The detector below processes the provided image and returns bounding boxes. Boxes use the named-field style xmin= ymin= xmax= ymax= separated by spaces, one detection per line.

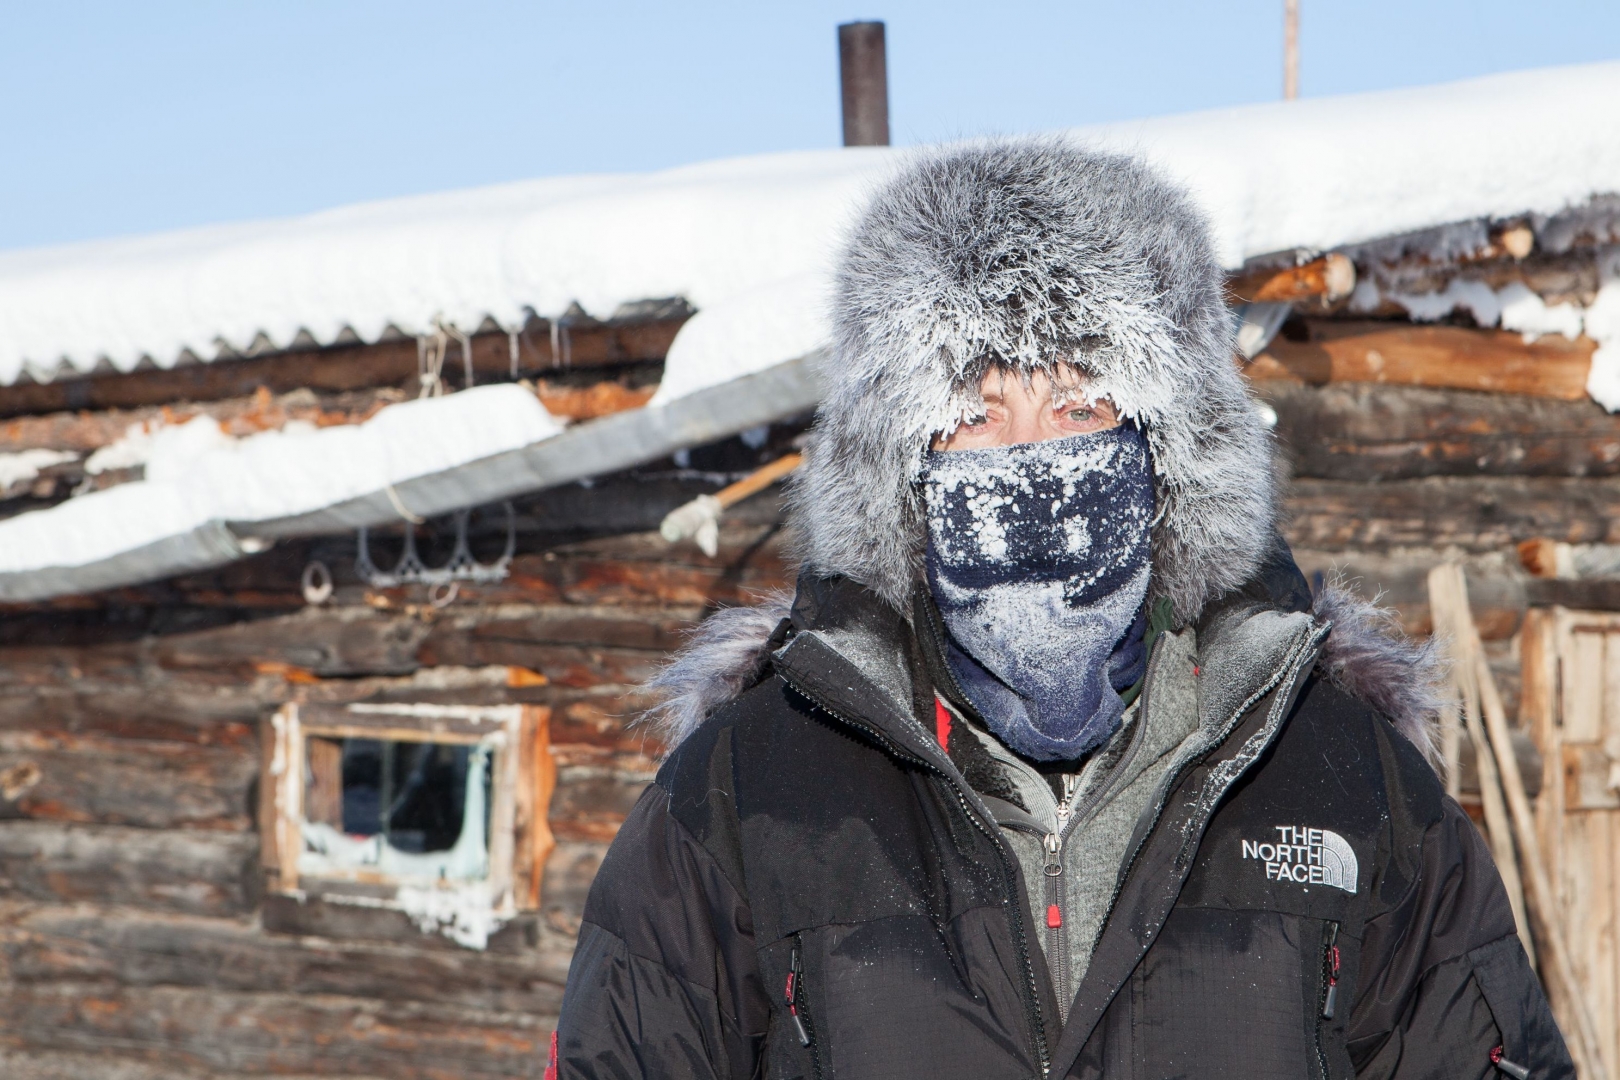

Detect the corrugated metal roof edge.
xmin=0 ymin=354 xmax=823 ymax=603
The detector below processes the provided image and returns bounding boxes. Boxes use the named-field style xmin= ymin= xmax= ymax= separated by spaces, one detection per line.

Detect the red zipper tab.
xmin=1322 ymin=935 xmax=1341 ymax=1019
xmin=1046 ymin=904 xmax=1063 ymax=929
xmin=785 ymin=948 xmax=811 ymax=1047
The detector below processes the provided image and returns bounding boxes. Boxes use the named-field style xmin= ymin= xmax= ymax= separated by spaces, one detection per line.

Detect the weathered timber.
xmin=0 ymin=902 xmax=572 ymax=1011
xmin=0 ymin=982 xmax=553 ymax=1079
xmin=257 ymin=895 xmax=545 ymax=955
xmin=0 ymin=822 xmax=257 ymax=917
xmin=547 ymin=765 xmax=652 ymax=843
xmin=1290 ymin=547 xmax=1528 ymax=640
xmin=1228 ymin=253 xmax=1355 ymax=304
xmin=149 ymin=607 xmax=433 ymax=676
xmin=0 ymin=1049 xmax=222 ymax=1080
xmin=0 ymin=688 xmax=262 ymax=748
xmin=0 ymin=313 xmax=687 ymax=419
xmin=1283 ymin=477 xmax=1620 ymax=553
xmin=0 ymin=735 xmax=255 ymax=831
xmin=0 ymin=387 xmax=404 ymax=455
xmin=1264 ymin=382 xmax=1620 ymax=480
xmin=1248 ymin=321 xmax=1594 ymax=398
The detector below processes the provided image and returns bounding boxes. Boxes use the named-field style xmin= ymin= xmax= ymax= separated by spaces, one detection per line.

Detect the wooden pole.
xmin=1430 ymin=564 xmax=1612 ymax=1080
xmin=839 ymin=21 xmax=890 ymax=147
xmin=1283 ymin=0 xmax=1299 ymax=100
xmin=1428 ymin=565 xmax=1534 ymax=964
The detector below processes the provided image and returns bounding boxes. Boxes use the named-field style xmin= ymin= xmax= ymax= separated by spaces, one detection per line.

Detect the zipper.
xmin=1316 ymin=921 xmax=1340 ymax=1080
xmin=1086 ymin=627 xmax=1326 ymax=1010
xmin=1041 ymin=774 xmax=1080 ymax=1016
xmin=785 ymin=936 xmax=822 ymax=1077
xmin=777 ymin=669 xmax=1052 ymax=1076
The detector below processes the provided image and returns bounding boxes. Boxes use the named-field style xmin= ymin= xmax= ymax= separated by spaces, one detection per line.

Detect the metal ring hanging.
xmin=355 ymin=501 xmax=516 ymax=588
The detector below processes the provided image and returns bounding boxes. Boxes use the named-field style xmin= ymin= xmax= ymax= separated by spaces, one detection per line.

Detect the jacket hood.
xmin=644 ymin=571 xmax=1446 ymax=771
xmin=788 ymin=137 xmax=1273 ymax=622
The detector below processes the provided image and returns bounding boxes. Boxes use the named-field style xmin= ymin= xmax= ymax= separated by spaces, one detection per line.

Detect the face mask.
xmin=922 ymin=424 xmax=1154 ymax=761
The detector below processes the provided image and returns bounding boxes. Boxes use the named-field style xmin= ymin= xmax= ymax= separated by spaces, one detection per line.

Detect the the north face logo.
xmin=1241 ymin=826 xmax=1358 ymax=893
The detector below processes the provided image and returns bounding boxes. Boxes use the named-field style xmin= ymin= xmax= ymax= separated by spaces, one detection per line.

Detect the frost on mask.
xmin=922 ymin=425 xmax=1154 ymax=761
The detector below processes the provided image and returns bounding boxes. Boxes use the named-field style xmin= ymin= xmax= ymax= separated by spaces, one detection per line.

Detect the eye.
xmin=1064 ymin=406 xmax=1096 ymax=423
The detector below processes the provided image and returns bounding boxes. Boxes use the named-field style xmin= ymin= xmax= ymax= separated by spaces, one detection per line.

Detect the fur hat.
xmin=788 ymin=138 xmax=1273 ymax=624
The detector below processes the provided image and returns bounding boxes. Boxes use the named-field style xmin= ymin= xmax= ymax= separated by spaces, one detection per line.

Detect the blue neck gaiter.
xmin=922 ymin=425 xmax=1155 ymax=761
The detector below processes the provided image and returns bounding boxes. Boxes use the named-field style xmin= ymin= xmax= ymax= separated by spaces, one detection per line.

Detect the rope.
xmin=383 ymin=483 xmax=426 ymax=524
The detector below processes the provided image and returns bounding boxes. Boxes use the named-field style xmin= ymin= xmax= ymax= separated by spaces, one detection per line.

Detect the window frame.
xmin=260 ymin=700 xmax=555 ymax=919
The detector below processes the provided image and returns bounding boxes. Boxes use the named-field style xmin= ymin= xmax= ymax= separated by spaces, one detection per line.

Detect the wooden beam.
xmin=1247 ymin=320 xmax=1594 ymax=398
xmin=0 ymin=313 xmax=687 ymax=420
xmin=1228 ymin=253 xmax=1355 ymax=304
xmin=1262 ymin=382 xmax=1620 ymax=481
xmin=1284 ymin=476 xmax=1620 ymax=553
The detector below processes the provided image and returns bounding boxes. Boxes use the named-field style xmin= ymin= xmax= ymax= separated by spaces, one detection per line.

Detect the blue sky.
xmin=2 ymin=1 xmax=1616 ymax=252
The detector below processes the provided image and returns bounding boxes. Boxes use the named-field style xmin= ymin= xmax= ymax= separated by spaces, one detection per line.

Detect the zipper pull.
xmin=1491 ymin=1045 xmax=1531 ymax=1080
xmin=1043 ymin=832 xmax=1064 ymax=877
xmin=784 ymin=944 xmax=811 ymax=1047
xmin=1322 ymin=923 xmax=1341 ymax=1019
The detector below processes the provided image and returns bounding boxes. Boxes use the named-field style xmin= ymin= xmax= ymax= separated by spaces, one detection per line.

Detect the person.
xmin=551 ymin=140 xmax=1572 ymax=1079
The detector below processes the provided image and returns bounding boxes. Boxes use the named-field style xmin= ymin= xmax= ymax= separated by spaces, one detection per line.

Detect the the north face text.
xmin=1240 ymin=825 xmax=1359 ymax=893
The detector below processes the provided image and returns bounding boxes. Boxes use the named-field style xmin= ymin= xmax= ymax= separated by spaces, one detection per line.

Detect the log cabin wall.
xmin=3 ymin=290 xmax=1620 ymax=1074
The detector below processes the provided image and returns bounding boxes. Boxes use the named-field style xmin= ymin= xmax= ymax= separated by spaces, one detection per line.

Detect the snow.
xmin=0 ymin=448 xmax=77 ymax=492
xmin=0 ymin=384 xmax=562 ymax=574
xmin=2 ymin=62 xmax=1618 ymax=409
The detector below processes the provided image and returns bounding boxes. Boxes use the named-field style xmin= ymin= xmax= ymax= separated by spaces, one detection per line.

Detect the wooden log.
xmin=0 ymin=902 xmax=572 ymax=1010
xmin=148 ymin=608 xmax=433 ymax=677
xmin=1283 ymin=476 xmax=1620 ymax=553
xmin=1228 ymin=253 xmax=1355 ymax=304
xmin=1263 ymin=382 xmax=1620 ymax=481
xmin=0 ymin=822 xmax=257 ymax=917
xmin=0 ymin=688 xmax=261 ymax=749
xmin=0 ymin=387 xmax=404 ymax=455
xmin=0 ymin=312 xmax=687 ymax=420
xmin=547 ymin=766 xmax=652 ymax=843
xmin=1247 ymin=321 xmax=1594 ymax=398
xmin=0 ymin=1048 xmax=220 ymax=1080
xmin=0 ymin=982 xmax=554 ymax=1080
xmin=0 ymin=734 xmax=256 ymax=831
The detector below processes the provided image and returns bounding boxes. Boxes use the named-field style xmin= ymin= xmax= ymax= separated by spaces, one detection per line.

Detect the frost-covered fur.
xmin=789 ymin=139 xmax=1273 ymax=623
xmin=644 ymin=584 xmax=1445 ymax=768
xmin=642 ymin=592 xmax=792 ymax=748
xmin=1312 ymin=580 xmax=1446 ymax=767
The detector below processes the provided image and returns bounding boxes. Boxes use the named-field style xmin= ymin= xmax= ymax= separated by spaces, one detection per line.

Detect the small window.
xmin=262 ymin=702 xmax=555 ymax=949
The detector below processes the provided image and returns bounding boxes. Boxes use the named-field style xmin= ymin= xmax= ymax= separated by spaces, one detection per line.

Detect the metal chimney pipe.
xmin=838 ymin=21 xmax=889 ymax=147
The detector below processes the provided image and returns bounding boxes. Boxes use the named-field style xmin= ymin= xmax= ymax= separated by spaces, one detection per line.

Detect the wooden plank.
xmin=0 ymin=902 xmax=572 ymax=1010
xmin=0 ymin=822 xmax=257 ymax=917
xmin=0 ymin=982 xmax=554 ymax=1080
xmin=0 ymin=734 xmax=256 ymax=831
xmin=0 ymin=1049 xmax=220 ymax=1080
xmin=516 ymin=706 xmax=557 ymax=911
xmin=1227 ymin=253 xmax=1355 ymax=304
xmin=1284 ymin=476 xmax=1620 ymax=553
xmin=1262 ymin=382 xmax=1620 ymax=481
xmin=304 ymin=736 xmax=344 ymax=828
xmin=0 ymin=312 xmax=687 ymax=419
xmin=1247 ymin=321 xmax=1594 ymax=398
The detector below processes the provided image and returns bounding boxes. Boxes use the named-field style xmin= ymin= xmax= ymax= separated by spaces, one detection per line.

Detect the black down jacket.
xmin=554 ymin=574 xmax=1572 ymax=1080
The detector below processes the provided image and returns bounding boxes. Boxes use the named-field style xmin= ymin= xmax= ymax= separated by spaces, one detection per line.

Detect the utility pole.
xmin=838 ymin=21 xmax=890 ymax=146
xmin=1283 ymin=0 xmax=1299 ymax=100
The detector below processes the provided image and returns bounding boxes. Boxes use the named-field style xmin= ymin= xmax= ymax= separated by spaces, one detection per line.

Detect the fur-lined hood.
xmin=647 ymin=139 xmax=1444 ymax=767
xmin=788 ymin=138 xmax=1271 ymax=623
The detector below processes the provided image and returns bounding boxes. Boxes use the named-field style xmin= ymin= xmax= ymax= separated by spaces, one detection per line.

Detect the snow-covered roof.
xmin=3 ymin=61 xmax=1619 ymax=397
xmin=2 ymin=60 xmax=1619 ymax=601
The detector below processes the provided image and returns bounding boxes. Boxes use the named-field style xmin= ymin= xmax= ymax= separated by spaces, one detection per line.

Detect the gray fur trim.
xmin=1313 ymin=580 xmax=1445 ymax=768
xmin=788 ymin=138 xmax=1275 ymax=622
xmin=640 ymin=591 xmax=792 ymax=748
